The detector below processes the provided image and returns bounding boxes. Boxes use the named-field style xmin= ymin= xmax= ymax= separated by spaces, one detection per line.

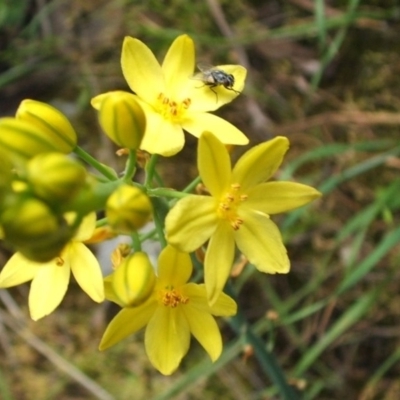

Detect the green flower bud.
xmin=112 ymin=252 xmax=155 ymax=307
xmin=1 ymin=197 xmax=74 ymax=262
xmin=106 ymin=185 xmax=152 ymax=233
xmin=0 ymin=118 xmax=60 ymax=163
xmin=96 ymin=91 xmax=146 ymax=149
xmin=0 ymin=148 xmax=13 ymax=202
xmin=27 ymin=153 xmax=87 ymax=203
xmin=16 ymin=99 xmax=77 ymax=153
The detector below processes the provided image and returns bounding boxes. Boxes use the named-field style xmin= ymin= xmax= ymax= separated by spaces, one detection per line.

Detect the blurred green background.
xmin=1 ymin=0 xmax=400 ymax=399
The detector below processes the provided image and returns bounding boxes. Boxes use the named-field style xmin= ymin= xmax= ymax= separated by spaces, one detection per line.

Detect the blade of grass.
xmin=359 ymin=346 xmax=400 ymax=400
xmin=315 ymin=0 xmax=327 ymax=51
xmin=293 ymin=288 xmax=378 ymax=376
xmin=337 ymin=226 xmax=400 ymax=295
xmin=311 ymin=0 xmax=361 ymax=91
xmin=227 ymin=285 xmax=301 ymax=400
xmin=282 ymin=145 xmax=400 ymax=230
xmin=153 ymin=337 xmax=244 ymax=400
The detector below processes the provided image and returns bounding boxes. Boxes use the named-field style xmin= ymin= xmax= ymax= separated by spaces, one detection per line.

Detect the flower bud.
xmin=0 ymin=118 xmax=60 ymax=163
xmin=0 ymin=148 xmax=13 ymax=202
xmin=16 ymin=99 xmax=77 ymax=153
xmin=95 ymin=91 xmax=146 ymax=149
xmin=1 ymin=197 xmax=73 ymax=262
xmin=112 ymin=252 xmax=155 ymax=307
xmin=106 ymin=185 xmax=152 ymax=233
xmin=27 ymin=153 xmax=87 ymax=203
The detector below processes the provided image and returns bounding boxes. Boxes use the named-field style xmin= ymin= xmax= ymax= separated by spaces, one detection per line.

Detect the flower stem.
xmin=74 ymin=146 xmax=118 ymax=181
xmin=122 ymin=150 xmax=137 ymax=182
xmin=147 ymin=188 xmax=189 ymax=199
xmin=144 ymin=154 xmax=159 ymax=187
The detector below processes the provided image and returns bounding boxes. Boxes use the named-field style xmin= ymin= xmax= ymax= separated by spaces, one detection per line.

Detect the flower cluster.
xmin=0 ymin=34 xmax=321 ymax=374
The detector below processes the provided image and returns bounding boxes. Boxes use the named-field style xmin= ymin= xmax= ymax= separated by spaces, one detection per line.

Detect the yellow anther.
xmin=156 ymin=93 xmax=192 ymax=121
xmin=217 ymin=183 xmax=247 ymax=230
xmin=160 ymin=288 xmax=189 ymax=308
xmin=56 ymin=257 xmax=64 ymax=266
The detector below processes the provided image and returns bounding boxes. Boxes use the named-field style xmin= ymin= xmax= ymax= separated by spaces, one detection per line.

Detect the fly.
xmin=194 ymin=63 xmax=241 ymax=102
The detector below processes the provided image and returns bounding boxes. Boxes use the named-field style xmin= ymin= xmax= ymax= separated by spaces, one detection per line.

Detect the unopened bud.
xmin=112 ymin=252 xmax=155 ymax=307
xmin=94 ymin=91 xmax=146 ymax=149
xmin=16 ymin=99 xmax=77 ymax=153
xmin=0 ymin=118 xmax=59 ymax=162
xmin=106 ymin=185 xmax=152 ymax=233
xmin=1 ymin=197 xmax=73 ymax=262
xmin=0 ymin=148 xmax=13 ymax=202
xmin=27 ymin=153 xmax=87 ymax=203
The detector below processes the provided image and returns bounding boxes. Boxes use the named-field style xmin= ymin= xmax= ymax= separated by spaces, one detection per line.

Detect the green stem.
xmin=131 ymin=231 xmax=142 ymax=252
xmin=144 ymin=154 xmax=159 ymax=187
xmin=122 ymin=150 xmax=137 ymax=182
xmin=153 ymin=210 xmax=167 ymax=248
xmin=61 ymin=180 xmax=122 ymax=215
xmin=182 ymin=175 xmax=202 ymax=193
xmin=74 ymin=146 xmax=118 ymax=181
xmin=147 ymin=188 xmax=189 ymax=199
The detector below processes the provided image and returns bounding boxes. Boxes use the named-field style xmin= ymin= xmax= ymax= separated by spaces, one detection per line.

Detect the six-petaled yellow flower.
xmin=100 ymin=245 xmax=237 ymax=375
xmin=92 ymin=34 xmax=248 ymax=156
xmin=0 ymin=213 xmax=104 ymax=320
xmin=166 ymin=132 xmax=322 ymax=304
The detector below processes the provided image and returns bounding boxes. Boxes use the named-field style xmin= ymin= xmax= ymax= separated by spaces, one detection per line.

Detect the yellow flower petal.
xmin=232 ymin=136 xmax=289 ymax=191
xmin=187 ymin=65 xmax=247 ymax=112
xmin=162 ymin=34 xmax=195 ymax=99
xmin=182 ymin=304 xmax=222 ymax=362
xmin=104 ymin=274 xmax=125 ymax=307
xmin=204 ymin=221 xmax=235 ymax=305
xmin=139 ymin=101 xmax=185 ymax=156
xmin=99 ymin=300 xmax=156 ymax=350
xmin=68 ymin=242 xmax=104 ymax=302
xmin=157 ymin=245 xmax=192 ymax=287
xmin=198 ymin=131 xmax=232 ymax=198
xmin=29 ymin=262 xmax=70 ymax=320
xmin=121 ymin=37 xmax=165 ymax=106
xmin=165 ymin=195 xmax=218 ymax=252
xmin=246 ymin=182 xmax=322 ymax=215
xmin=145 ymin=306 xmax=190 ymax=375
xmin=74 ymin=212 xmax=96 ymax=241
xmin=0 ymin=253 xmax=39 ymax=287
xmin=235 ymin=210 xmax=289 ymax=274
xmin=183 ymin=283 xmax=237 ymax=316
xmin=182 ymin=112 xmax=248 ymax=145
xmin=208 ymin=290 xmax=237 ymax=316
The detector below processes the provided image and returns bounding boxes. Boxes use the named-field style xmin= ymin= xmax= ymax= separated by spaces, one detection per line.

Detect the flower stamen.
xmin=56 ymin=257 xmax=64 ymax=266
xmin=218 ymin=183 xmax=247 ymax=230
xmin=160 ymin=287 xmax=189 ymax=308
xmin=156 ymin=93 xmax=191 ymax=121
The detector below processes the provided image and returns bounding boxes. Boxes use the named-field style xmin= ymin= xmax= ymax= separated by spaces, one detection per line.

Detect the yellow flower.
xmin=0 ymin=213 xmax=104 ymax=320
xmin=93 ymin=34 xmax=248 ymax=156
xmin=165 ymin=132 xmax=322 ymax=304
xmin=100 ymin=245 xmax=237 ymax=375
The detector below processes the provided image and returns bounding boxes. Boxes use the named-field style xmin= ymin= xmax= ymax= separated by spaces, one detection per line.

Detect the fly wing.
xmin=197 ymin=62 xmax=214 ymax=72
xmin=191 ymin=63 xmax=214 ymax=81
